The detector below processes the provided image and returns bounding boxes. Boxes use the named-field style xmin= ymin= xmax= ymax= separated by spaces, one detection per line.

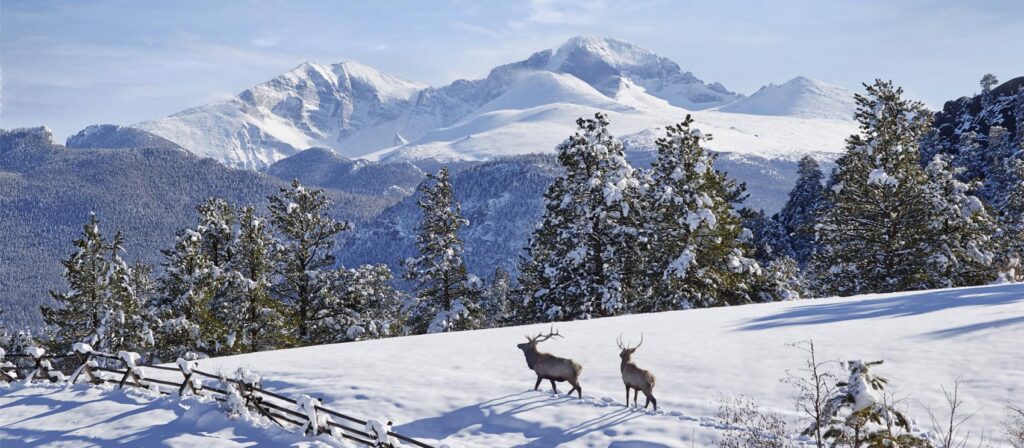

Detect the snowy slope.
xmin=719 ymin=76 xmax=857 ymax=120
xmin=130 ymin=36 xmax=858 ymax=168
xmin=369 ymin=77 xmax=856 ymax=163
xmin=4 ymin=283 xmax=1022 ymax=447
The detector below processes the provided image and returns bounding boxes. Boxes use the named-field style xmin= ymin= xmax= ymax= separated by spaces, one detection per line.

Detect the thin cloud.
xmin=527 ymin=0 xmax=610 ymax=25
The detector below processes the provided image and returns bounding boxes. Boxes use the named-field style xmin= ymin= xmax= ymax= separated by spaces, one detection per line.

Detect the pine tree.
xmin=778 ymin=156 xmax=826 ymax=265
xmin=310 ymin=264 xmax=406 ymax=343
xmin=196 ymin=198 xmax=235 ymax=269
xmin=523 ymin=113 xmax=644 ymax=319
xmin=740 ymin=208 xmax=795 ymax=265
xmin=41 ymin=213 xmax=116 ymax=349
xmin=641 ymin=115 xmax=761 ymax=310
xmin=404 ymin=168 xmax=482 ymax=333
xmin=151 ymin=227 xmax=224 ymax=359
xmin=815 ymin=360 xmax=930 ymax=447
xmin=812 ymin=80 xmax=936 ymax=296
xmin=104 ymin=258 xmax=157 ymax=355
xmin=268 ymin=180 xmax=351 ymax=345
xmin=222 ymin=206 xmax=290 ymax=353
xmin=994 ymin=147 xmax=1024 ymax=282
xmin=480 ymin=267 xmax=512 ymax=328
xmin=923 ymin=155 xmax=998 ymax=287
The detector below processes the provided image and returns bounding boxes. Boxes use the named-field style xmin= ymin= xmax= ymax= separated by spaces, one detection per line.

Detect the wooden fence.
xmin=0 ymin=346 xmax=434 ymax=448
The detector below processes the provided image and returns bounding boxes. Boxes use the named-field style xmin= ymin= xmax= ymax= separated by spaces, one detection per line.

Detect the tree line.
xmin=2 ymin=78 xmax=1021 ymax=360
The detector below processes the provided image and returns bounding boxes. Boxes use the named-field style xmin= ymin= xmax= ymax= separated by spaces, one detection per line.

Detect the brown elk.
xmin=516 ymin=327 xmax=583 ymax=398
xmin=618 ymin=334 xmax=657 ymax=410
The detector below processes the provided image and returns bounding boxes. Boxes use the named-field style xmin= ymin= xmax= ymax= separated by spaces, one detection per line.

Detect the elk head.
xmin=518 ymin=326 xmax=562 ymax=353
xmin=617 ymin=333 xmax=643 ymax=362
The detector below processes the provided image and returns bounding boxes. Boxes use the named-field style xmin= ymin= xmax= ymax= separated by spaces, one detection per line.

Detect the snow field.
xmin=3 ymin=283 xmax=1022 ymax=446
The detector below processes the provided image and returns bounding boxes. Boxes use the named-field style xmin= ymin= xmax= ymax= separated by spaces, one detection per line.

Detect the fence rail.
xmin=0 ymin=347 xmax=433 ymax=448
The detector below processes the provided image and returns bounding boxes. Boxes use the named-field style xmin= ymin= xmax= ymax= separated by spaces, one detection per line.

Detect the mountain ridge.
xmin=129 ymin=36 xmax=857 ymax=169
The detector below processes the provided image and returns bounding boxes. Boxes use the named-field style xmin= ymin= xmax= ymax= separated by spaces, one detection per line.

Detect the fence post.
xmin=69 ymin=343 xmax=101 ymax=385
xmin=176 ymin=358 xmax=196 ymax=396
xmin=0 ymin=348 xmax=17 ymax=383
xmin=117 ymin=351 xmax=144 ymax=389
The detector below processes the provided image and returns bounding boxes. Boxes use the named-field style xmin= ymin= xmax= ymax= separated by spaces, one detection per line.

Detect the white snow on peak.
xmin=131 ymin=38 xmax=860 ymax=169
xmin=720 ymin=76 xmax=857 ymax=120
xmin=547 ymin=36 xmax=661 ymax=72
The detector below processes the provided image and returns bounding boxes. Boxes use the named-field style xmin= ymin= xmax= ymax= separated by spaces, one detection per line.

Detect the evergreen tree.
xmin=151 ymin=227 xmax=223 ymax=359
xmin=480 ymin=267 xmax=512 ymax=328
xmin=523 ymin=113 xmax=644 ymax=319
xmin=41 ymin=213 xmax=116 ymax=349
xmin=923 ymin=155 xmax=998 ymax=287
xmin=778 ymin=156 xmax=826 ymax=265
xmin=311 ymin=264 xmax=406 ymax=343
xmin=641 ymin=115 xmax=761 ymax=310
xmin=815 ymin=360 xmax=930 ymax=447
xmin=812 ymin=80 xmax=936 ymax=296
xmin=268 ymin=180 xmax=351 ymax=345
xmin=195 ymin=198 xmax=235 ymax=268
xmin=740 ymin=208 xmax=794 ymax=265
xmin=222 ymin=206 xmax=290 ymax=353
xmin=104 ymin=258 xmax=157 ymax=355
xmin=994 ymin=148 xmax=1024 ymax=282
xmin=404 ymin=168 xmax=482 ymax=333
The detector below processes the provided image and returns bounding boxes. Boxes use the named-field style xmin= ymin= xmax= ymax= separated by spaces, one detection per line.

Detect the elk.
xmin=618 ymin=334 xmax=657 ymax=410
xmin=516 ymin=327 xmax=583 ymax=398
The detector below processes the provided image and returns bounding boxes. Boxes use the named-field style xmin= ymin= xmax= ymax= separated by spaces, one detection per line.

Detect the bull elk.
xmin=618 ymin=334 xmax=657 ymax=410
xmin=516 ymin=327 xmax=583 ymax=398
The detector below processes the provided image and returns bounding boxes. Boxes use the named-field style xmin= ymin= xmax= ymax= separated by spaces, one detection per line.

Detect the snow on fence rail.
xmin=0 ymin=345 xmax=434 ymax=448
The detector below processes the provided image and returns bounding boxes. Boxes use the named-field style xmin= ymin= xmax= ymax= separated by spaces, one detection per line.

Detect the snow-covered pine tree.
xmin=641 ymin=115 xmax=761 ymax=310
xmin=150 ymin=226 xmax=224 ymax=360
xmin=103 ymin=258 xmax=157 ymax=356
xmin=812 ymin=80 xmax=937 ymax=296
xmin=740 ymin=208 xmax=795 ymax=265
xmin=522 ymin=113 xmax=644 ymax=319
xmin=41 ymin=213 xmax=116 ymax=349
xmin=310 ymin=264 xmax=405 ymax=343
xmin=195 ymin=198 xmax=235 ymax=269
xmin=993 ymin=142 xmax=1024 ymax=282
xmin=267 ymin=180 xmax=351 ymax=345
xmin=923 ymin=155 xmax=998 ymax=287
xmin=480 ymin=267 xmax=512 ymax=328
xmin=778 ymin=156 xmax=826 ymax=265
xmin=815 ymin=360 xmax=930 ymax=447
xmin=222 ymin=206 xmax=290 ymax=353
xmin=403 ymin=168 xmax=482 ymax=333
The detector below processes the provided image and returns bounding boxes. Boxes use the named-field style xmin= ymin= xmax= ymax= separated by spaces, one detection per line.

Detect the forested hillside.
xmin=0 ymin=127 xmax=394 ymax=328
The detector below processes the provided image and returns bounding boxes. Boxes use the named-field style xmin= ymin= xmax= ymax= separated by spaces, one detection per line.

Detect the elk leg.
xmin=549 ymin=379 xmax=558 ymax=393
xmin=575 ymin=383 xmax=582 ymax=399
xmin=633 ymin=389 xmax=639 ymax=407
xmin=534 ymin=377 xmax=542 ymax=391
xmin=625 ymin=386 xmax=630 ymax=407
xmin=649 ymin=394 xmax=657 ymax=411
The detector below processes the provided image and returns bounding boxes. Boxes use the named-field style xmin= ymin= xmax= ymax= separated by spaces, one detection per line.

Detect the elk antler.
xmin=620 ymin=333 xmax=644 ymax=350
xmin=617 ymin=333 xmax=625 ymax=350
xmin=533 ymin=326 xmax=562 ymax=344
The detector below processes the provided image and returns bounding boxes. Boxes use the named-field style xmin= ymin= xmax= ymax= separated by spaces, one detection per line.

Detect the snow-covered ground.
xmin=3 ymin=283 xmax=1023 ymax=447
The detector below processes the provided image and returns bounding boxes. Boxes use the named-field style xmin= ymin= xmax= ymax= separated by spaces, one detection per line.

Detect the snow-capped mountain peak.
xmin=136 ymin=60 xmax=428 ymax=167
xmin=720 ymin=76 xmax=857 ymax=120
xmin=131 ymin=37 xmax=858 ymax=169
xmin=540 ymin=36 xmax=741 ymax=109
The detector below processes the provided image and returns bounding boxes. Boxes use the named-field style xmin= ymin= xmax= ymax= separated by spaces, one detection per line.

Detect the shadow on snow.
xmin=736 ymin=284 xmax=1024 ymax=336
xmin=397 ymin=390 xmax=649 ymax=447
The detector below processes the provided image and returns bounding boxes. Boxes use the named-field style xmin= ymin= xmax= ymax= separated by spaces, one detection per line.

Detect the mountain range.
xmin=133 ymin=36 xmax=859 ymax=169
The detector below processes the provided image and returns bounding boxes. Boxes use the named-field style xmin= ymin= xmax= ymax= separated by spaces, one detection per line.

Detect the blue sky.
xmin=2 ymin=0 xmax=1022 ymax=139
